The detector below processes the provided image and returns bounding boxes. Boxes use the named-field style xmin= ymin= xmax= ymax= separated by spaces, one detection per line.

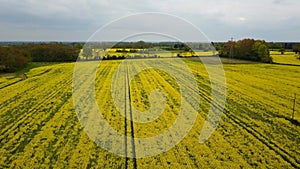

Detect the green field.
xmin=0 ymin=58 xmax=299 ymax=168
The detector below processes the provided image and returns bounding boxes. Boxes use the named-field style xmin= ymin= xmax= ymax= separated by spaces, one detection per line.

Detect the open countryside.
xmin=1 ymin=46 xmax=299 ymax=168
xmin=1 ymin=0 xmax=300 ymax=168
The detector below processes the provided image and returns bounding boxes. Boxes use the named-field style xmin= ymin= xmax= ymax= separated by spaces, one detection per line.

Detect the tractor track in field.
xmin=124 ymin=62 xmax=129 ymax=169
xmin=0 ymin=79 xmax=73 ymax=155
xmin=0 ymin=69 xmax=66 ymax=111
xmin=196 ymin=86 xmax=300 ymax=167
xmin=194 ymin=82 xmax=299 ymax=167
xmin=0 ymin=67 xmax=76 ymax=128
xmin=0 ymin=79 xmax=23 ymax=90
xmin=1 ymin=74 xmax=72 ymax=134
xmin=126 ymin=62 xmax=137 ymax=169
xmin=1 ymin=60 xmax=299 ymax=168
xmin=119 ymin=61 xmax=137 ymax=169
xmin=9 ymin=91 xmax=73 ymax=156
xmin=0 ymin=78 xmax=72 ymax=139
xmin=223 ymin=107 xmax=300 ymax=168
xmin=149 ymin=60 xmax=299 ymax=168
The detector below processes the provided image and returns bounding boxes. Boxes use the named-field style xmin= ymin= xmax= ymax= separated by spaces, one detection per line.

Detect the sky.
xmin=0 ymin=0 xmax=299 ymax=42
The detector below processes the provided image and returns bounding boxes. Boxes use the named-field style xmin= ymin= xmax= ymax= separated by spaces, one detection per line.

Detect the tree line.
xmin=218 ymin=39 xmax=300 ymax=62
xmin=0 ymin=43 xmax=80 ymax=72
xmin=219 ymin=39 xmax=273 ymax=63
xmin=1 ymin=40 xmax=300 ymax=72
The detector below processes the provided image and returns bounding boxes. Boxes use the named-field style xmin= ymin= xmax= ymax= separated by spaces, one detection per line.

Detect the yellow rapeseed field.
xmin=0 ymin=58 xmax=299 ymax=168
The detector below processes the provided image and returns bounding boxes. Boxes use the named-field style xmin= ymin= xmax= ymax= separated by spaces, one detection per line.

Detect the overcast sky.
xmin=0 ymin=0 xmax=299 ymax=42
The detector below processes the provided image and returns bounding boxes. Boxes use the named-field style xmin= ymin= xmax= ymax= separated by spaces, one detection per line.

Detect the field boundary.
xmin=272 ymin=62 xmax=300 ymax=67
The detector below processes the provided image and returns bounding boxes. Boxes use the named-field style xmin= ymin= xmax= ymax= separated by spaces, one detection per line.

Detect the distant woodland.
xmin=0 ymin=43 xmax=81 ymax=72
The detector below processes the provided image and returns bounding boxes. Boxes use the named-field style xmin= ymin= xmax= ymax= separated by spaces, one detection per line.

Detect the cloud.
xmin=0 ymin=0 xmax=299 ymax=41
xmin=237 ymin=17 xmax=246 ymax=22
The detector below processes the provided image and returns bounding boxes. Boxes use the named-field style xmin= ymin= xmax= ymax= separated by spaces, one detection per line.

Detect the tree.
xmin=258 ymin=44 xmax=272 ymax=63
xmin=73 ymin=43 xmax=84 ymax=50
xmin=136 ymin=40 xmax=146 ymax=49
xmin=292 ymin=43 xmax=300 ymax=54
xmin=82 ymin=47 xmax=93 ymax=60
xmin=279 ymin=48 xmax=285 ymax=55
xmin=220 ymin=38 xmax=271 ymax=63
xmin=0 ymin=47 xmax=30 ymax=72
xmin=267 ymin=42 xmax=284 ymax=50
xmin=252 ymin=41 xmax=271 ymax=62
xmin=29 ymin=43 xmax=79 ymax=62
xmin=235 ymin=39 xmax=256 ymax=59
xmin=0 ymin=43 xmax=79 ymax=72
xmin=220 ymin=41 xmax=236 ymax=57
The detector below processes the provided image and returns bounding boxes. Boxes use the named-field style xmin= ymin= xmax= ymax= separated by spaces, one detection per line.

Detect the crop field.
xmin=270 ymin=51 xmax=300 ymax=65
xmin=0 ymin=58 xmax=299 ymax=168
xmin=80 ymin=48 xmax=217 ymax=60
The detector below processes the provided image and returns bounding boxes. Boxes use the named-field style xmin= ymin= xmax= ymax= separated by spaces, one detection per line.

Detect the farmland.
xmin=79 ymin=47 xmax=218 ymax=60
xmin=0 ymin=58 xmax=299 ymax=168
xmin=270 ymin=51 xmax=300 ymax=65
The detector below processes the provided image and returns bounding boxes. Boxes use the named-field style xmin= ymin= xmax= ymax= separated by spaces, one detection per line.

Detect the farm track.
xmin=123 ymin=62 xmax=129 ymax=168
xmin=126 ymin=62 xmax=137 ymax=169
